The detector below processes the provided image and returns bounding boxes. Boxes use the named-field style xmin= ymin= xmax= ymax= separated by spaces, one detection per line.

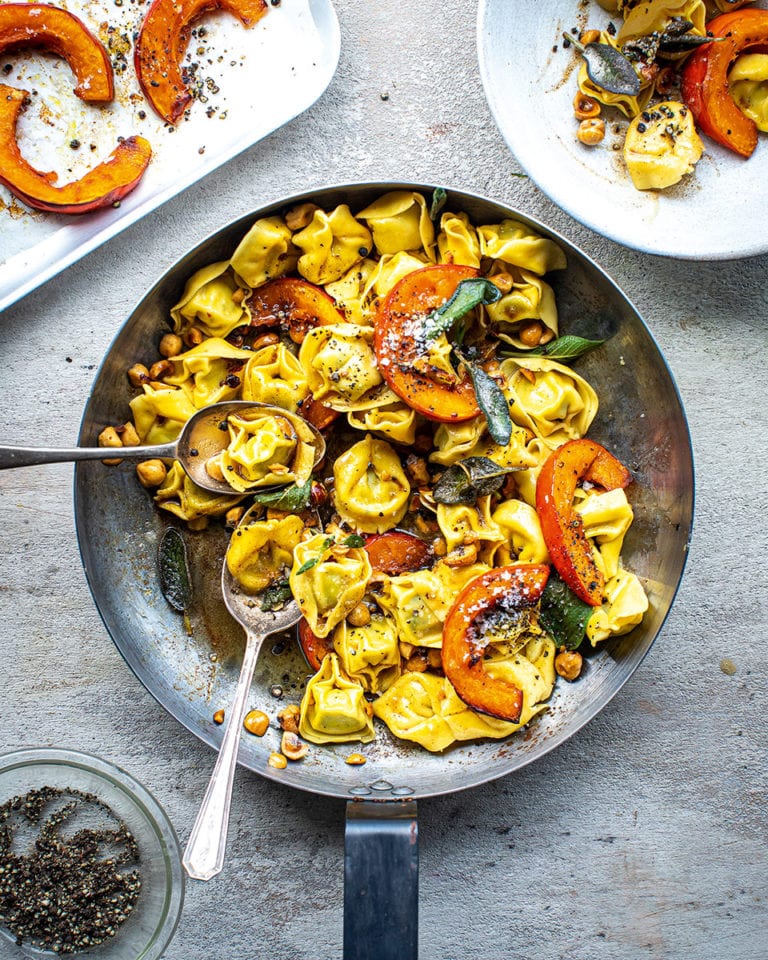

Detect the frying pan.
xmin=74 ymin=183 xmax=694 ymax=959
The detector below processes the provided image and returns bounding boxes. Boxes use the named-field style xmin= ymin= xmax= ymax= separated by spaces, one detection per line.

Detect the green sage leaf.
xmin=260 ymin=579 xmax=293 ymax=612
xmin=430 ymin=187 xmax=447 ymax=220
xmin=343 ymin=533 xmax=366 ymax=548
xmin=501 ymin=335 xmax=605 ymax=362
xmin=433 ymin=456 xmax=516 ymax=505
xmin=467 ymin=363 xmax=513 ymax=446
xmin=564 ymin=32 xmax=640 ymax=97
xmin=250 ymin=479 xmax=312 ymax=511
xmin=295 ymin=536 xmax=334 ymax=575
xmin=539 ymin=572 xmax=594 ymax=651
xmin=423 ymin=278 xmax=502 ymax=340
xmin=158 ymin=526 xmax=192 ymax=613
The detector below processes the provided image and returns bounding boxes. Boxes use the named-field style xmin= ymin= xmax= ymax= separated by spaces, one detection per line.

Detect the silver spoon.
xmin=0 ymin=400 xmax=325 ymax=495
xmin=182 ymin=560 xmax=302 ymax=881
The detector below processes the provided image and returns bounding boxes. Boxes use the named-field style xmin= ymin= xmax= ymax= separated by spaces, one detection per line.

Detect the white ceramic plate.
xmin=0 ymin=0 xmax=340 ymax=312
xmin=477 ymin=0 xmax=768 ymax=260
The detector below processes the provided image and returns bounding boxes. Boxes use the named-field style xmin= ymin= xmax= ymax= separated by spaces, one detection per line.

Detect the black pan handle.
xmin=344 ymin=800 xmax=419 ymax=960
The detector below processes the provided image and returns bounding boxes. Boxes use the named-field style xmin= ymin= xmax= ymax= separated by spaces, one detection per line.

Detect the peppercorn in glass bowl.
xmin=0 ymin=748 xmax=184 ymax=959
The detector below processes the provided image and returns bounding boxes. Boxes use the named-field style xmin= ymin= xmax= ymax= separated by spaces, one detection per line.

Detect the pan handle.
xmin=344 ymin=800 xmax=419 ymax=960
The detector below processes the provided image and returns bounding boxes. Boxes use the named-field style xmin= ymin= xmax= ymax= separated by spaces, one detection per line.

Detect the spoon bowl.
xmin=181 ymin=558 xmax=303 ymax=881
xmin=0 ymin=400 xmax=325 ymax=495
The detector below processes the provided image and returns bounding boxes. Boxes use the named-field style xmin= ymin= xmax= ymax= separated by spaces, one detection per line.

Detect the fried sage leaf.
xmin=430 ymin=186 xmax=447 ymax=220
xmin=501 ymin=335 xmax=605 ymax=363
xmin=539 ymin=571 xmax=594 ymax=651
xmin=260 ymin=578 xmax=293 ymax=612
xmin=158 ymin=526 xmax=192 ymax=613
xmin=423 ymin=278 xmax=502 ymax=339
xmin=564 ymin=32 xmax=640 ymax=97
xmin=250 ymin=479 xmax=312 ymax=511
xmin=433 ymin=456 xmax=516 ymax=505
xmin=466 ymin=362 xmax=513 ymax=446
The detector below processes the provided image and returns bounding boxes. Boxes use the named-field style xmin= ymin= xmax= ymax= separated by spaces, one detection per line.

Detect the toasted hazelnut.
xmin=98 ymin=426 xmax=123 ymax=465
xmin=444 ymin=543 xmax=478 ymax=567
xmin=118 ymin=422 xmax=140 ymax=447
xmin=345 ymin=753 xmax=367 ymax=766
xmin=285 ymin=202 xmax=318 ymax=231
xmin=277 ymin=704 xmax=301 ymax=735
xmin=136 ymin=459 xmax=167 ymax=488
xmin=490 ymin=272 xmax=514 ymax=293
xmin=252 ymin=332 xmax=280 ymax=350
xmin=159 ymin=333 xmax=184 ymax=358
xmin=347 ymin=603 xmax=371 ymax=627
xmin=281 ymin=731 xmax=308 ymax=761
xmin=205 ymin=457 xmax=225 ymax=482
xmin=243 ymin=709 xmax=269 ymax=736
xmin=213 ymin=709 xmax=225 ymax=725
xmin=184 ymin=326 xmax=204 ymax=347
xmin=128 ymin=363 xmax=150 ymax=387
xmin=518 ymin=321 xmax=545 ymax=348
xmin=268 ymin=752 xmax=288 ymax=769
xmin=149 ymin=359 xmax=174 ymax=381
xmin=225 ymin=506 xmax=245 ymax=528
xmin=555 ymin=649 xmax=583 ymax=682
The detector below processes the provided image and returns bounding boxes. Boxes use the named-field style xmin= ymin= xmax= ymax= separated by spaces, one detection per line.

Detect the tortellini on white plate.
xmin=289 ymin=533 xmax=372 ymax=638
xmin=226 ymin=514 xmax=304 ymax=594
xmin=299 ymin=653 xmax=376 ymax=745
xmin=624 ymin=102 xmax=703 ymax=192
xmin=332 ymin=435 xmax=411 ymax=534
xmin=729 ymin=53 xmax=768 ymax=133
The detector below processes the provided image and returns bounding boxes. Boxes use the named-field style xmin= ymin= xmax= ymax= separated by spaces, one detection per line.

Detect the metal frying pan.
xmin=74 ymin=183 xmax=694 ymax=959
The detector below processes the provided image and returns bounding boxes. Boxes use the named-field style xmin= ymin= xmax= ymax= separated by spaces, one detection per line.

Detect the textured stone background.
xmin=1 ymin=1 xmax=767 ymax=958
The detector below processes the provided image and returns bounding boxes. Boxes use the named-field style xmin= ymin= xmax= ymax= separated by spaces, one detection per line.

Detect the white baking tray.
xmin=0 ymin=0 xmax=340 ymax=312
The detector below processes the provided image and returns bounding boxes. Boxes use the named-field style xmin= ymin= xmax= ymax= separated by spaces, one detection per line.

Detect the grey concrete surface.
xmin=1 ymin=1 xmax=767 ymax=958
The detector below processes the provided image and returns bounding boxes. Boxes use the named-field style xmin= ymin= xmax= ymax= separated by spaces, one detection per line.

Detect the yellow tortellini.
xmin=212 ymin=408 xmax=317 ymax=493
xmin=293 ymin=205 xmax=372 ymax=285
xmin=436 ymin=496 xmax=505 ymax=554
xmin=577 ymin=33 xmax=654 ymax=118
xmin=575 ymin=487 xmax=634 ymax=581
xmin=429 ymin=416 xmax=535 ymax=471
xmin=299 ymin=653 xmax=376 ymax=745
xmin=347 ymin=400 xmax=418 ymax=445
xmin=478 ymin=220 xmax=567 ymax=275
xmin=163 ymin=339 xmax=253 ymax=409
xmin=241 ymin=343 xmax=310 ymax=412
xmin=170 ymin=262 xmax=246 ymax=339
xmin=436 ymin=211 xmax=482 ymax=268
xmin=362 ymin=250 xmax=430 ymax=306
xmin=624 ymin=102 xmax=704 ymax=191
xmin=499 ymin=357 xmax=599 ymax=446
xmin=357 ymin=191 xmax=436 ymax=260
xmin=129 ymin=385 xmax=196 ymax=445
xmin=299 ymin=323 xmax=389 ymax=411
xmin=587 ymin=569 xmax=649 ymax=645
xmin=226 ymin=514 xmax=304 ymax=594
xmin=289 ymin=533 xmax=372 ymax=638
xmin=485 ymin=268 xmax=559 ymax=348
xmin=333 ymin=613 xmax=401 ymax=693
xmin=332 ymin=436 xmax=411 ymax=534
xmin=617 ymin=0 xmax=706 ymax=52
xmin=483 ymin=499 xmax=549 ymax=566
xmin=230 ymin=216 xmax=298 ymax=289
xmin=154 ymin=462 xmax=243 ymax=522
xmin=323 ymin=260 xmax=378 ymax=325
xmin=729 ymin=54 xmax=768 ymax=133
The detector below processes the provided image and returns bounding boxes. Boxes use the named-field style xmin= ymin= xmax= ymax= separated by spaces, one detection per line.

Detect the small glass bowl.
xmin=0 ymin=748 xmax=184 ymax=959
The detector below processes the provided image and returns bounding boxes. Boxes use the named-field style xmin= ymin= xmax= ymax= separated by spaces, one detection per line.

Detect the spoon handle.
xmin=182 ymin=627 xmax=264 ymax=882
xmin=0 ymin=442 xmax=176 ymax=469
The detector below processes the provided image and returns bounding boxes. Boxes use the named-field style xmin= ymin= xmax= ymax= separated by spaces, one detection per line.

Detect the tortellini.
xmin=624 ymin=102 xmax=704 ymax=191
xmin=212 ymin=408 xmax=317 ymax=493
xmin=587 ymin=569 xmax=649 ymax=645
xmin=299 ymin=653 xmax=376 ymax=744
xmin=289 ymin=534 xmax=372 ymax=638
xmin=577 ymin=33 xmax=654 ymax=118
xmin=575 ymin=487 xmax=634 ymax=581
xmin=293 ymin=205 xmax=372 ymax=285
xmin=241 ymin=343 xmax=310 ymax=412
xmin=357 ymin=190 xmax=436 ymax=260
xmin=347 ymin=400 xmax=418 ymax=445
xmin=230 ymin=216 xmax=298 ymax=288
xmin=436 ymin=496 xmax=505 ymax=554
xmin=729 ymin=54 xmax=768 ymax=133
xmin=332 ymin=436 xmax=411 ymax=534
xmin=436 ymin=211 xmax=482 ymax=268
xmin=130 ymin=385 xmax=196 ymax=445
xmin=333 ymin=614 xmax=401 ymax=693
xmin=163 ymin=339 xmax=253 ymax=409
xmin=485 ymin=268 xmax=559 ymax=348
xmin=299 ymin=323 xmax=390 ymax=411
xmin=170 ymin=262 xmax=246 ymax=339
xmin=484 ymin=499 xmax=549 ymax=566
xmin=478 ymin=220 xmax=567 ymax=275
xmin=499 ymin=357 xmax=599 ymax=446
xmin=226 ymin=515 xmax=304 ymax=594
xmin=155 ymin=462 xmax=243 ymax=522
